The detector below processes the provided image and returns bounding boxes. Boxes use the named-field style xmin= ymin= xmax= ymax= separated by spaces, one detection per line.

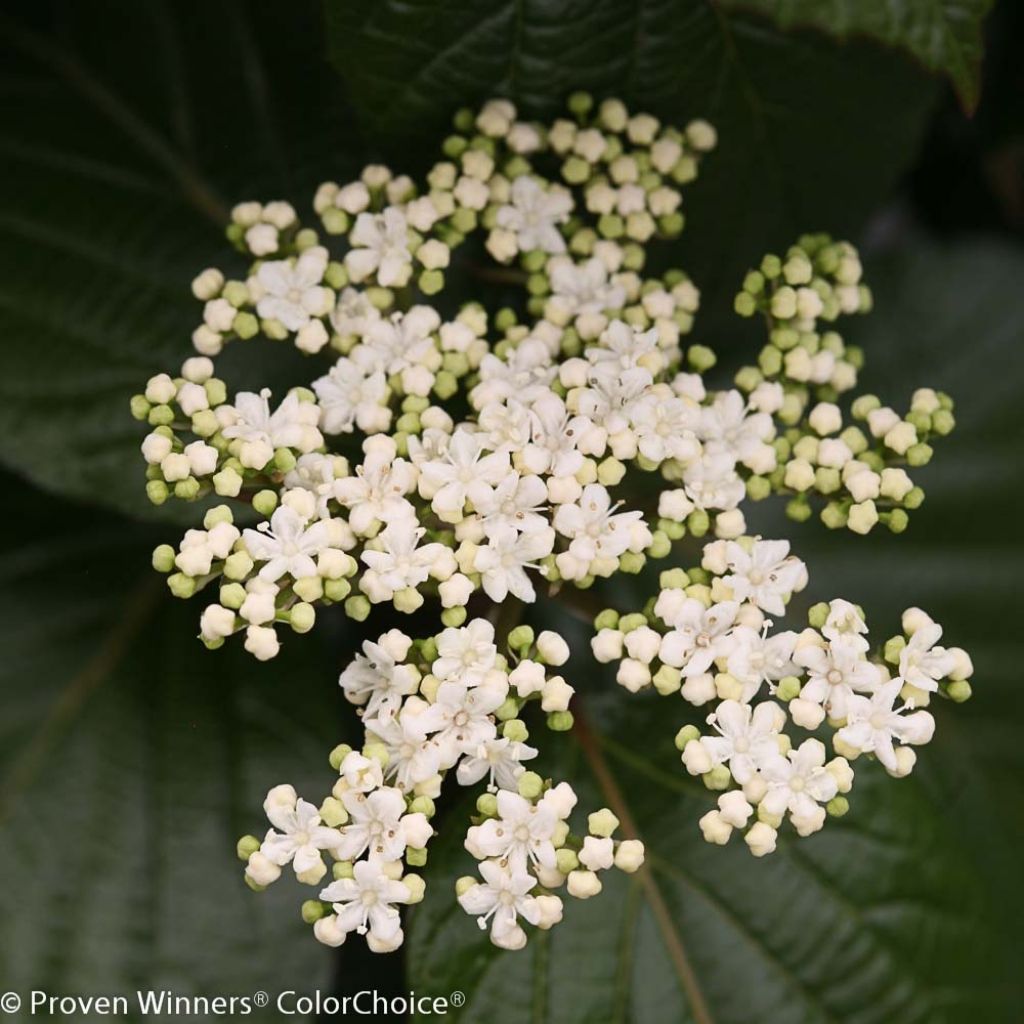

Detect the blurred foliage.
xmin=0 ymin=1 xmax=1020 ymax=1022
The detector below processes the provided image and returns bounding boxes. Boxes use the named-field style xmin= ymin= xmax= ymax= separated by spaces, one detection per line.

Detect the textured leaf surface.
xmin=0 ymin=488 xmax=354 ymax=1009
xmin=406 ymin=239 xmax=1024 ymax=1022
xmin=0 ymin=0 xmax=357 ymax=522
xmin=721 ymin=0 xmax=994 ymax=110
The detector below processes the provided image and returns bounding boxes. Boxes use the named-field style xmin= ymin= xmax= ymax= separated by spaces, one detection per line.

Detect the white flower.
xmin=243 ymin=506 xmax=334 ymax=582
xmin=759 ymin=739 xmax=838 ymax=834
xmin=838 ymin=678 xmax=935 ymax=772
xmin=417 ymin=678 xmax=508 ymax=767
xmin=312 ymin=358 xmax=390 ymax=435
xmin=332 ymin=453 xmax=416 ymax=534
xmin=339 ymin=633 xmax=418 ymax=720
xmin=822 ymin=599 xmax=869 ymax=647
xmin=474 ymin=473 xmax=549 ymax=536
xmin=471 ymin=339 xmax=558 ymax=408
xmin=630 ymin=395 xmax=700 ymax=464
xmin=256 ymin=247 xmax=331 ymax=331
xmin=722 ymin=540 xmax=806 ymax=616
xmin=496 ymin=176 xmax=572 ymax=254
xmin=658 ymin=599 xmax=739 ymax=676
xmin=521 ymin=393 xmax=593 ymax=479
xmin=698 ymin=390 xmax=774 ymax=467
xmin=222 ymin=389 xmax=322 ymax=462
xmin=330 ymin=286 xmax=381 ymax=336
xmin=319 ymin=860 xmax=411 ymax=946
xmin=467 ymin=790 xmax=558 ymax=872
xmin=432 ymin=619 xmax=498 ymax=687
xmin=553 ymin=484 xmax=645 ymax=564
xmin=458 ymin=860 xmax=541 ymax=950
xmin=335 ymin=786 xmax=428 ymax=862
xmin=682 ymin=451 xmax=746 ymax=512
xmin=259 ymin=786 xmax=341 ymax=875
xmin=345 ymin=206 xmax=412 ymax=286
xmin=586 ymin=320 xmax=661 ymax=380
xmin=795 ymin=636 xmax=882 ymax=719
xmin=475 ymin=524 xmax=556 ymax=602
xmin=419 ymin=428 xmax=510 ymax=519
xmin=360 ymin=520 xmax=452 ymax=598
xmin=898 ymin=621 xmax=956 ymax=693
xmin=726 ymin=627 xmax=798 ymax=701
xmin=456 ymin=737 xmax=538 ymax=791
xmin=699 ymin=700 xmax=785 ymax=783
xmin=356 ymin=306 xmax=440 ymax=379
xmin=337 ymin=751 xmax=384 ymax=793
xmin=365 ymin=714 xmax=443 ymax=792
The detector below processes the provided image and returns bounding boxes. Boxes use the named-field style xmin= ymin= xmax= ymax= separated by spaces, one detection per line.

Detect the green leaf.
xmin=407 ymin=238 xmax=1024 ymax=1022
xmin=325 ymin=0 xmax=939 ymax=335
xmin=0 ymin=1 xmax=358 ymax=522
xmin=720 ymin=0 xmax=995 ymax=112
xmin=0 ymin=485 xmax=357 ymax=1001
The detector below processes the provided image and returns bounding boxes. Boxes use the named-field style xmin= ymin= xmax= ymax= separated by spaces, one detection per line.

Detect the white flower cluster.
xmin=239 ymin=619 xmax=643 ymax=951
xmin=592 ymin=540 xmax=975 ymax=854
xmin=128 ymin=94 xmax=971 ymax=954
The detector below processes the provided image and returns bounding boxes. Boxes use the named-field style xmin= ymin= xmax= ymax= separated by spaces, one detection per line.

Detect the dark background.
xmin=0 ymin=1 xmax=1021 ymax=1022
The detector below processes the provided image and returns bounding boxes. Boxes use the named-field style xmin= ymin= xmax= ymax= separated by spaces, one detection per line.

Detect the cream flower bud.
xmin=296 ymin=320 xmax=330 ymax=354
xmin=184 ymin=440 xmax=218 ymax=477
xmin=439 ymin=572 xmax=474 ymax=608
xmin=509 ymin=659 xmax=546 ymax=698
xmin=536 ymin=630 xmax=570 ymax=666
xmin=245 ymin=223 xmax=278 ymax=256
xmin=567 ymin=870 xmax=602 ymax=899
xmin=826 ymin=757 xmax=854 ymax=793
xmin=244 ymin=625 xmax=280 ymax=661
xmin=616 ymin=658 xmax=650 ymax=692
xmin=541 ymin=676 xmax=574 ymax=712
xmin=245 ymin=851 xmax=282 ymax=887
xmin=744 ymin=822 xmax=777 ymax=857
xmin=191 ymin=268 xmax=224 ymax=301
xmin=789 ymin=697 xmax=826 ymax=729
xmin=141 ymin=432 xmax=173 ymax=464
xmin=714 ymin=509 xmax=746 ymax=539
xmin=201 ymin=603 xmax=236 ymax=640
xmin=161 ymin=452 xmax=191 ymax=482
xmin=681 ymin=741 xmax=712 ymax=776
xmin=241 ymin=590 xmax=277 ymax=626
xmin=534 ymin=894 xmax=564 ymax=929
xmin=614 ymin=839 xmax=645 ymax=873
xmin=313 ymin=915 xmax=347 ymax=947
xmin=884 ymin=421 xmax=918 ymax=455
xmin=901 ymin=607 xmax=935 ymax=636
xmin=848 ymin=500 xmax=879 ymax=535
xmin=717 ymin=791 xmax=753 ymax=828
xmin=145 ymin=373 xmax=177 ymax=404
xmin=784 ymin=458 xmax=815 ymax=492
xmin=846 ymin=468 xmax=881 ymax=502
xmin=658 ymin=488 xmax=695 ymax=521
xmin=579 ymin=836 xmax=615 ymax=871
xmin=948 ymin=647 xmax=974 ymax=680
xmin=817 ymin=438 xmax=853 ymax=468
xmin=880 ymin=467 xmax=914 ymax=501
xmin=890 ymin=746 xmax=917 ymax=778
xmin=681 ymin=672 xmax=717 ymax=706
xmin=591 ymin=628 xmax=624 ymax=663
xmin=698 ymin=809 xmax=732 ymax=845
xmin=417 ymin=239 xmax=450 ymax=269
xmin=624 ymin=626 xmax=662 ymax=665
xmin=809 ymin=402 xmax=842 ymax=436
xmin=867 ymin=406 xmax=901 ymax=438
xmin=337 ymin=181 xmax=370 ymax=213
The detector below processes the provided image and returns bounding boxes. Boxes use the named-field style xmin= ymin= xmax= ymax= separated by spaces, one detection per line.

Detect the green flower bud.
xmin=931 ymin=409 xmax=955 ymax=435
xmin=517 ymin=771 xmax=544 ymax=800
xmin=148 ymin=404 xmax=174 ymax=427
xmin=167 ymin=573 xmax=196 ymax=598
xmin=946 ymin=679 xmax=972 ymax=703
xmin=130 ymin=394 xmax=151 ymax=420
xmin=220 ymin=582 xmax=246 ymax=609
xmin=883 ymin=635 xmax=906 ymax=664
xmin=702 ymin=765 xmax=731 ymax=791
xmin=820 ymin=501 xmax=847 ymax=530
xmin=146 ymin=480 xmax=169 ymax=506
xmin=746 ymin=475 xmax=771 ymax=501
xmin=236 ymin=835 xmax=260 ymax=861
xmin=455 ymin=875 xmax=477 ymax=897
xmin=686 ymin=509 xmax=710 ymax=537
xmin=152 ymin=544 xmax=176 ymax=573
xmin=301 ymin=900 xmax=326 ymax=924
xmin=619 ymin=551 xmax=646 ymax=574
xmin=319 ymin=797 xmax=348 ymax=827
xmin=826 ymin=796 xmax=849 ymax=818
xmin=508 ymin=624 xmax=535 ymax=651
xmin=903 ymin=486 xmax=925 ymax=510
xmin=333 ymin=860 xmax=355 ymax=880
xmin=290 ymin=602 xmax=316 ymax=633
xmin=785 ymin=497 xmax=812 ymax=522
xmin=476 ymin=792 xmax=498 ymax=818
xmin=405 ymin=847 xmax=428 ymax=867
xmin=244 ymin=876 xmax=266 ymax=893
xmin=568 ymin=90 xmax=593 ymax=116
xmin=734 ymin=292 xmax=757 ymax=317
xmin=344 ymin=595 xmax=371 ymax=621
xmin=647 ymin=530 xmax=671 ymax=559
xmin=674 ymin=724 xmax=700 ymax=751
xmin=555 ymin=848 xmax=579 ymax=874
xmin=503 ymin=719 xmax=529 ymax=743
xmin=440 ymin=606 xmax=467 ymax=628
xmin=394 ymin=587 xmax=424 ymax=613
xmin=884 ymin=509 xmax=909 ymax=533
xmin=212 ymin=467 xmax=243 ymax=498
xmin=593 ymin=608 xmax=620 ymax=631
xmin=653 ymin=664 xmax=681 ymax=695
xmin=252 ymin=490 xmax=278 ymax=517
xmin=659 ymin=568 xmax=689 ymax=590
xmin=776 ymin=676 xmax=801 ymax=702
xmin=233 ymin=311 xmax=259 ymax=339
xmin=324 ymin=578 xmax=352 ymax=601
xmin=223 ymin=552 xmax=253 ymax=581
xmin=807 ymin=602 xmax=829 ymax=628
xmin=419 ymin=269 xmax=444 ymax=295
xmin=273 ymin=447 xmax=297 ymax=473
xmin=687 ymin=344 xmax=716 ymax=372
xmin=547 ymin=710 xmax=574 ymax=731
xmin=619 ymin=612 xmax=647 ymax=633
xmin=906 ymin=442 xmax=933 ymax=467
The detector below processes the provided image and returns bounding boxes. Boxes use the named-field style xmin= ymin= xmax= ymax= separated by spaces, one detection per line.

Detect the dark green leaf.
xmin=720 ymin=0 xmax=995 ymax=111
xmin=0 ymin=487 xmax=358 ymax=1005
xmin=0 ymin=0 xmax=358 ymax=522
